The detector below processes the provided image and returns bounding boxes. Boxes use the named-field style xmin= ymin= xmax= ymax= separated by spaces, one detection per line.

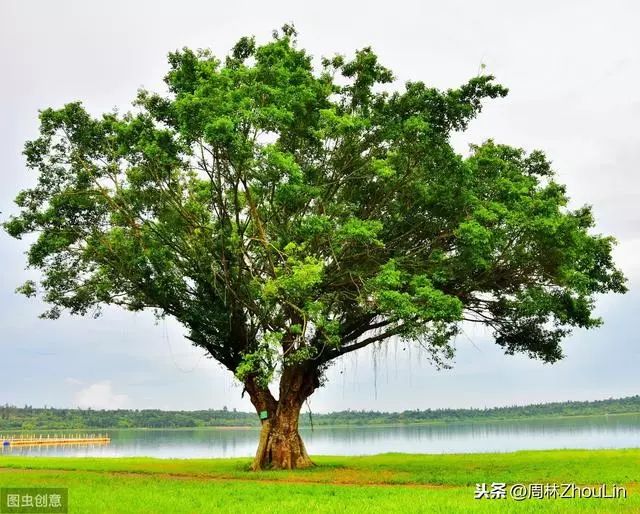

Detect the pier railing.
xmin=1 ymin=433 xmax=110 ymax=447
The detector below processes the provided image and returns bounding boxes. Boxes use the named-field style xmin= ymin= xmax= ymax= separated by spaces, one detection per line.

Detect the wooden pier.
xmin=1 ymin=433 xmax=110 ymax=447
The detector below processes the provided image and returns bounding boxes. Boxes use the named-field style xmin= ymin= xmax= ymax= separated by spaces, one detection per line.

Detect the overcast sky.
xmin=1 ymin=0 xmax=638 ymax=413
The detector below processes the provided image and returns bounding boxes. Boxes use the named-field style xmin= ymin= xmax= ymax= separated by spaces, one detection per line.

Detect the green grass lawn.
xmin=1 ymin=449 xmax=638 ymax=513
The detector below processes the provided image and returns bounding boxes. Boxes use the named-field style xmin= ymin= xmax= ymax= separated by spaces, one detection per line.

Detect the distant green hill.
xmin=2 ymin=395 xmax=639 ymax=430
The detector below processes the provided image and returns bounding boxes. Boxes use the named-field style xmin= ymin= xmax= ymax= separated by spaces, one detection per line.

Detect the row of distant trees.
xmin=1 ymin=396 xmax=639 ymax=430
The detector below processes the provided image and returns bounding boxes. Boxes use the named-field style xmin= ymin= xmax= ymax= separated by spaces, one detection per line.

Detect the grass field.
xmin=1 ymin=449 xmax=638 ymax=512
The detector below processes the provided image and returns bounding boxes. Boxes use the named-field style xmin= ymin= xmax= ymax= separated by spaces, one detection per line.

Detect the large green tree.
xmin=4 ymin=26 xmax=626 ymax=469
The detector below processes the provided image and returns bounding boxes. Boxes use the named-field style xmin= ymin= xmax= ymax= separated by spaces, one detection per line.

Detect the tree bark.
xmin=245 ymin=366 xmax=318 ymax=470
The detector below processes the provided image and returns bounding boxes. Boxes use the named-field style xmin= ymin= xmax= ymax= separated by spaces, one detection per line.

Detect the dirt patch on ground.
xmin=0 ymin=466 xmax=453 ymax=489
xmin=3 ymin=467 xmax=637 ymax=493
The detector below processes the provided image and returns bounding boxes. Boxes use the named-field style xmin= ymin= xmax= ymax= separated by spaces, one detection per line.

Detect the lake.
xmin=2 ymin=414 xmax=639 ymax=458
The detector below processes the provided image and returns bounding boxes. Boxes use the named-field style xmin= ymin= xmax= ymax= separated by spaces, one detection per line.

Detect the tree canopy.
xmin=4 ymin=25 xmax=627 ymax=468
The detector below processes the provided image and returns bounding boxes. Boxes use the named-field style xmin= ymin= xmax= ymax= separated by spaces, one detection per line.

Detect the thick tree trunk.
xmin=251 ymin=402 xmax=312 ymax=470
xmin=245 ymin=366 xmax=318 ymax=470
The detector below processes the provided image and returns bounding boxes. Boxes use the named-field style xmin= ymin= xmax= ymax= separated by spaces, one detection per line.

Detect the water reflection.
xmin=2 ymin=414 xmax=639 ymax=458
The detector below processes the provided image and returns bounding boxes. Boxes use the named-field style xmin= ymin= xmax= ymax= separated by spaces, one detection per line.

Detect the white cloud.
xmin=613 ymin=238 xmax=640 ymax=285
xmin=73 ymin=380 xmax=130 ymax=409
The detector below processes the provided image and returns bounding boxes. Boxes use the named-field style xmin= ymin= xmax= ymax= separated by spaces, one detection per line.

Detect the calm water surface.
xmin=3 ymin=415 xmax=639 ymax=458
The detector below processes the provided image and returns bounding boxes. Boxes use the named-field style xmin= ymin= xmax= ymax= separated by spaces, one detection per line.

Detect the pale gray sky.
xmin=1 ymin=0 xmax=638 ymax=412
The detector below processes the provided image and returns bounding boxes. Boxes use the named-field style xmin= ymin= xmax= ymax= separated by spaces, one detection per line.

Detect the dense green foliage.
xmin=1 ymin=451 xmax=638 ymax=512
xmin=2 ymin=396 xmax=639 ymax=430
xmin=3 ymin=30 xmax=628 ymax=471
xmin=3 ymin=26 xmax=626 ymax=397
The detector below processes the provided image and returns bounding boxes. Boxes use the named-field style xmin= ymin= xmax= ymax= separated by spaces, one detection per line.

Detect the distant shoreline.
xmin=5 ymin=410 xmax=638 ymax=433
xmin=2 ymin=395 xmax=639 ymax=431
